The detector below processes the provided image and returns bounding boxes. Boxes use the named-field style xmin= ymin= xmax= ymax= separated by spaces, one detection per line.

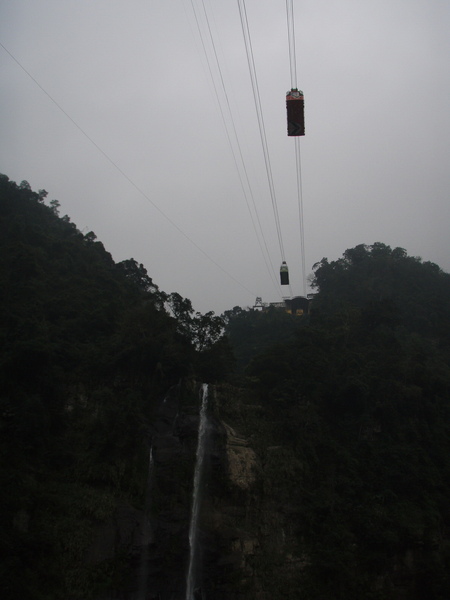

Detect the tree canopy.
xmin=229 ymin=242 xmax=450 ymax=598
xmin=0 ymin=175 xmax=231 ymax=598
xmin=2 ymin=174 xmax=450 ymax=599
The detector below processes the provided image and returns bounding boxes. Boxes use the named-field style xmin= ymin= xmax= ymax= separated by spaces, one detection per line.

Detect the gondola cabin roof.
xmin=286 ymin=89 xmax=304 ymax=101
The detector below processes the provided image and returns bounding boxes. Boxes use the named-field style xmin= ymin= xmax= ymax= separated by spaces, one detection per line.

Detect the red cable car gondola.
xmin=286 ymin=88 xmax=305 ymax=136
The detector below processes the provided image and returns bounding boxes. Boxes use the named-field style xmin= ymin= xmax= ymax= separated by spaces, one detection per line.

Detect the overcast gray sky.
xmin=1 ymin=0 xmax=449 ymax=314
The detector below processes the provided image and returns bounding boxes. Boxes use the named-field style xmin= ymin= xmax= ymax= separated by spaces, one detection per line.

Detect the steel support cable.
xmin=190 ymin=0 xmax=281 ymax=297
xmin=237 ymin=0 xmax=287 ymax=265
xmin=0 ymin=40 xmax=257 ymax=298
xmin=286 ymin=0 xmax=307 ymax=296
xmin=295 ymin=137 xmax=307 ymax=294
xmin=286 ymin=0 xmax=297 ymax=89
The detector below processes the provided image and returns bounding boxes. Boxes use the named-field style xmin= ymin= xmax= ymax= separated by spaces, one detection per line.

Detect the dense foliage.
xmin=222 ymin=304 xmax=305 ymax=373
xmin=2 ymin=174 xmax=450 ymax=599
xmin=0 ymin=175 xmax=229 ymax=599
xmin=225 ymin=243 xmax=450 ymax=599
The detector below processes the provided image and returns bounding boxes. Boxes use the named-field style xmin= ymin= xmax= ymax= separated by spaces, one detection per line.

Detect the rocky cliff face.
xmin=144 ymin=381 xmax=265 ymax=600
xmin=87 ymin=381 xmax=303 ymax=600
xmin=86 ymin=381 xmax=436 ymax=600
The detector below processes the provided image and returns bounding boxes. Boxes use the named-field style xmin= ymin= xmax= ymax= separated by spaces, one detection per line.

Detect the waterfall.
xmin=137 ymin=446 xmax=154 ymax=600
xmin=186 ymin=384 xmax=209 ymax=600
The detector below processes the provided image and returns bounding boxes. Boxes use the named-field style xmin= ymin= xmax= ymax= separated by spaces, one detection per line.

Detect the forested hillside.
xmin=224 ymin=244 xmax=450 ymax=599
xmin=0 ymin=175 xmax=228 ymax=599
xmin=2 ymin=175 xmax=450 ymax=599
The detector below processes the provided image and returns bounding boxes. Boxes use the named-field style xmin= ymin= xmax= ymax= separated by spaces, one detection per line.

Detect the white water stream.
xmin=185 ymin=383 xmax=209 ymax=600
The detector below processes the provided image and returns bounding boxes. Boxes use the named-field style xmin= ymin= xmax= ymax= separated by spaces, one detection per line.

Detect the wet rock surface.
xmin=89 ymin=383 xmax=304 ymax=600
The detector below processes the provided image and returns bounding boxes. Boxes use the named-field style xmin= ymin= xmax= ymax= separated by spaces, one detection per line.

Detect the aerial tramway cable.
xmin=294 ymin=138 xmax=307 ymax=294
xmin=0 ymin=40 xmax=258 ymax=300
xmin=187 ymin=0 xmax=282 ymax=298
xmin=285 ymin=0 xmax=307 ymax=295
xmin=239 ymin=0 xmax=302 ymax=297
xmin=237 ymin=1 xmax=288 ymax=267
xmin=286 ymin=0 xmax=297 ymax=89
xmin=3 ymin=1 xmax=308 ymax=305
